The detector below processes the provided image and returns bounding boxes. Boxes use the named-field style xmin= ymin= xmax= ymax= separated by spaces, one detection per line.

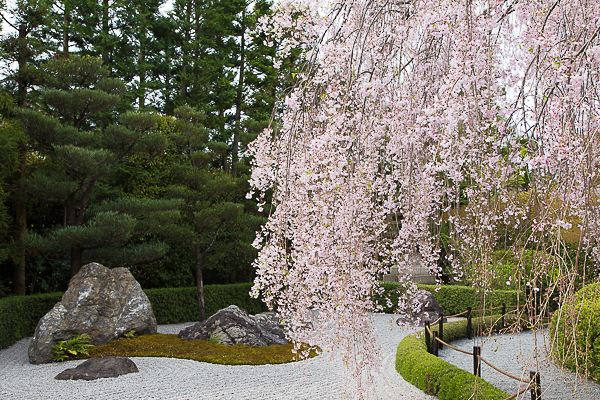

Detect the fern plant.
xmin=124 ymin=330 xmax=136 ymax=339
xmin=208 ymin=332 xmax=224 ymax=344
xmin=52 ymin=333 xmax=94 ymax=362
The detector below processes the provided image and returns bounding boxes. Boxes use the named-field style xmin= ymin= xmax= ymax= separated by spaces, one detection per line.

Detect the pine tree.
xmin=0 ymin=114 xmax=20 ymax=264
xmin=0 ymin=0 xmax=54 ymax=294
xmin=169 ymin=105 xmax=264 ymax=321
xmin=16 ymin=55 xmax=178 ymax=277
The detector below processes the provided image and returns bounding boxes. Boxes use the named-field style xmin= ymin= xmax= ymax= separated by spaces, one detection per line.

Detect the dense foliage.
xmin=0 ymin=0 xmax=295 ymax=297
xmin=550 ymin=283 xmax=600 ymax=380
xmin=376 ymin=282 xmax=522 ymax=315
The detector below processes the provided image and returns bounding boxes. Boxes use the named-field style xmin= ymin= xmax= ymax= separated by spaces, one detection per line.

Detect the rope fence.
xmin=503 ymin=383 xmax=535 ymax=400
xmin=421 ymin=304 xmax=543 ymax=400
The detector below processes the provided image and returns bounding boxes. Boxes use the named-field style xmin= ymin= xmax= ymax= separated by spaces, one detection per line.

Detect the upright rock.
xmin=178 ymin=305 xmax=287 ymax=346
xmin=28 ymin=263 xmax=157 ymax=364
xmin=397 ymin=289 xmax=445 ymax=326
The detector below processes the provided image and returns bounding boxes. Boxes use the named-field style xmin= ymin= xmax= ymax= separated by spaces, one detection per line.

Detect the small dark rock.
xmin=54 ymin=356 xmax=138 ymax=381
xmin=178 ymin=305 xmax=287 ymax=346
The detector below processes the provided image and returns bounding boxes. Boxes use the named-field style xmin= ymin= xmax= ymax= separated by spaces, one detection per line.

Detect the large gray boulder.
xmin=55 ymin=356 xmax=138 ymax=381
xmin=28 ymin=263 xmax=157 ymax=364
xmin=178 ymin=305 xmax=287 ymax=346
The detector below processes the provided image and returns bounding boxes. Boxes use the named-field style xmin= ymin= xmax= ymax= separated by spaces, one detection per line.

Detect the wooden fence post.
xmin=425 ymin=321 xmax=431 ymax=354
xmin=432 ymin=331 xmax=439 ymax=356
xmin=467 ymin=307 xmax=472 ymax=340
xmin=473 ymin=346 xmax=481 ymax=377
xmin=526 ymin=287 xmax=531 ymax=321
xmin=530 ymin=371 xmax=541 ymax=400
xmin=501 ymin=303 xmax=506 ymax=330
xmin=439 ymin=313 xmax=444 ymax=350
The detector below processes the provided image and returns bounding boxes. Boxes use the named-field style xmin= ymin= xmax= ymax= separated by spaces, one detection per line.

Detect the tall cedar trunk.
xmin=62 ymin=1 xmax=69 ymax=54
xmin=70 ymin=246 xmax=83 ymax=278
xmin=165 ymin=69 xmax=171 ymax=113
xmin=139 ymin=48 xmax=145 ymax=108
xmin=102 ymin=0 xmax=109 ymax=67
xmin=138 ymin=4 xmax=147 ymax=109
xmin=219 ymin=108 xmax=229 ymax=173
xmin=180 ymin=1 xmax=192 ymax=99
xmin=16 ymin=24 xmax=27 ymax=107
xmin=12 ymin=145 xmax=27 ymax=295
xmin=12 ymin=23 xmax=29 ymax=295
xmin=193 ymin=2 xmax=199 ymax=71
xmin=232 ymin=10 xmax=246 ymax=178
xmin=196 ymin=250 xmax=206 ymax=321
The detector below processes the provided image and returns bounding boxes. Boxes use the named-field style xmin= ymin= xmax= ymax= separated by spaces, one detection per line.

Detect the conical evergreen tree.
xmin=168 ymin=105 xmax=264 ymax=321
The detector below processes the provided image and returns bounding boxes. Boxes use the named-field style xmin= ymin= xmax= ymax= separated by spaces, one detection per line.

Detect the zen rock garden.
xmin=27 ymin=262 xmax=289 ymax=381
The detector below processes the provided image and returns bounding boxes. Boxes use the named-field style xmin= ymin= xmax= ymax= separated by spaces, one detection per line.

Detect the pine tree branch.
xmin=0 ymin=12 xmax=17 ymax=31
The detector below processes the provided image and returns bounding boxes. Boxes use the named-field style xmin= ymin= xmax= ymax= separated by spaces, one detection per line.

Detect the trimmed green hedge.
xmin=0 ymin=281 xmax=521 ymax=355
xmin=145 ymin=283 xmax=267 ymax=325
xmin=0 ymin=283 xmax=267 ymax=351
xmin=378 ymin=282 xmax=523 ymax=315
xmin=0 ymin=292 xmax=63 ymax=352
xmin=396 ymin=317 xmax=510 ymax=400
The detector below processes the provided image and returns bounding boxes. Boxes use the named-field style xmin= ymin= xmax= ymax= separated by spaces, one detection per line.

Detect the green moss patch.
xmin=72 ymin=334 xmax=319 ymax=365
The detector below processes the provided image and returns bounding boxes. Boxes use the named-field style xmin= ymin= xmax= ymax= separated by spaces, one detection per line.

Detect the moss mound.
xmin=71 ymin=334 xmax=319 ymax=365
xmin=550 ymin=283 xmax=600 ymax=380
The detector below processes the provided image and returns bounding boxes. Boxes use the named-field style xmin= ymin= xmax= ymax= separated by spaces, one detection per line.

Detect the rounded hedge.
xmin=396 ymin=317 xmax=510 ymax=400
xmin=550 ymin=283 xmax=600 ymax=380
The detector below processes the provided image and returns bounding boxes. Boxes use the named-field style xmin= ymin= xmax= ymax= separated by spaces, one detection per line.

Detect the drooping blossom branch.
xmin=248 ymin=1 xmax=600 ymax=397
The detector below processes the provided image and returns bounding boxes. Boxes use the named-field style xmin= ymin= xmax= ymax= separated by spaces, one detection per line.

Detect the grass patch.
xmin=71 ymin=334 xmax=319 ymax=365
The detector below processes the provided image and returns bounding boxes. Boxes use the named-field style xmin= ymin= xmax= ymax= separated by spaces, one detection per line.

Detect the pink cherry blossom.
xmin=248 ymin=1 xmax=600 ymax=397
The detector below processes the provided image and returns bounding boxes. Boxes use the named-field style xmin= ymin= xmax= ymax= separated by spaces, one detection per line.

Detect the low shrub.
xmin=0 ymin=281 xmax=520 ymax=353
xmin=0 ymin=292 xmax=63 ymax=351
xmin=396 ymin=316 xmax=510 ymax=400
xmin=550 ymin=283 xmax=600 ymax=380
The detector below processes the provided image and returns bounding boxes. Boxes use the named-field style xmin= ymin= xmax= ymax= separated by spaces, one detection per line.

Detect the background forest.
xmin=0 ymin=0 xmax=300 ymax=297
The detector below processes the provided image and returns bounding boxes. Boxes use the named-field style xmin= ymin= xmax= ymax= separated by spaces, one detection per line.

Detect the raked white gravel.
xmin=0 ymin=314 xmax=435 ymax=400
